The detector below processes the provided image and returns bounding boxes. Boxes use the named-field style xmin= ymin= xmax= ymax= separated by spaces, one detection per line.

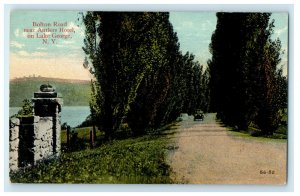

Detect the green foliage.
xmin=13 ymin=99 xmax=33 ymax=117
xmin=228 ymin=129 xmax=287 ymax=142
xmin=10 ymin=127 xmax=173 ymax=184
xmin=10 ymin=78 xmax=91 ymax=106
xmin=208 ymin=13 xmax=287 ymax=135
xmin=82 ymin=12 xmax=210 ymax=139
xmin=83 ymin=12 xmax=161 ymax=138
xmin=126 ymin=13 xmax=177 ymax=133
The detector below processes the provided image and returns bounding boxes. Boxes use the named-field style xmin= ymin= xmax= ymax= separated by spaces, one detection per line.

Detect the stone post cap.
xmin=34 ymin=84 xmax=58 ymax=98
xmin=40 ymin=84 xmax=55 ymax=92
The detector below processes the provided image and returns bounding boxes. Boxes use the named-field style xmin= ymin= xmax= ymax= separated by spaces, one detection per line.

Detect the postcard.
xmin=9 ymin=10 xmax=288 ymax=184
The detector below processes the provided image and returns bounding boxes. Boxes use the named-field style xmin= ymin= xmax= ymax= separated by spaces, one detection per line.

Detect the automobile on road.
xmin=194 ymin=110 xmax=204 ymax=121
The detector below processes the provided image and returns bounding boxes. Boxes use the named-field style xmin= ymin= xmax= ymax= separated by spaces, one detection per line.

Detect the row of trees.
xmin=82 ymin=12 xmax=209 ymax=139
xmin=208 ymin=13 xmax=287 ymax=135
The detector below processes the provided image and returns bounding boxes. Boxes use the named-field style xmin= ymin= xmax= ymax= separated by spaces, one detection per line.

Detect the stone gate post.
xmin=32 ymin=84 xmax=63 ymax=163
xmin=9 ymin=84 xmax=63 ymax=172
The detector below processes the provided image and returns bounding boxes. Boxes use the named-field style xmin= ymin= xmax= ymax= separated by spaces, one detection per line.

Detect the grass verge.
xmin=227 ymin=129 xmax=287 ymax=143
xmin=10 ymin=125 xmax=176 ymax=184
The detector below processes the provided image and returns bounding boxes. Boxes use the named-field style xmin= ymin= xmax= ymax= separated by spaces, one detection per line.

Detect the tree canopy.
xmin=208 ymin=12 xmax=287 ymax=135
xmin=82 ymin=12 xmax=210 ymax=139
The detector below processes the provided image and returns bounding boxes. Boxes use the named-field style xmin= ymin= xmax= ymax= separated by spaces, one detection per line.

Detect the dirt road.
xmin=167 ymin=113 xmax=287 ymax=184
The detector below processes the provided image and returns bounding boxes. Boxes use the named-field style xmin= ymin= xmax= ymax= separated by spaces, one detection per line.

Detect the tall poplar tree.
xmin=83 ymin=12 xmax=166 ymax=139
xmin=126 ymin=12 xmax=178 ymax=134
xmin=82 ymin=11 xmax=212 ymax=138
xmin=208 ymin=12 xmax=287 ymax=134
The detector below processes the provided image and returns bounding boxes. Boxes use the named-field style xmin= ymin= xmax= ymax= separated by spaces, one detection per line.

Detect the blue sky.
xmin=10 ymin=11 xmax=288 ymax=80
xmin=10 ymin=11 xmax=88 ymax=80
xmin=170 ymin=12 xmax=217 ymax=67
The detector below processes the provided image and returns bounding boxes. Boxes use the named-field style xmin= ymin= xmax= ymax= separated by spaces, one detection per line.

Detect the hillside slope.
xmin=10 ymin=77 xmax=91 ymax=106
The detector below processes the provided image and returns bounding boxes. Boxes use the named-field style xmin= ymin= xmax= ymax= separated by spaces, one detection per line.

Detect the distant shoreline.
xmin=10 ymin=76 xmax=90 ymax=84
xmin=10 ymin=77 xmax=91 ymax=107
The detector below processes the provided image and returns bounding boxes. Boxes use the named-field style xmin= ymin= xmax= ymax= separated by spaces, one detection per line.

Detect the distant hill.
xmin=10 ymin=77 xmax=91 ymax=107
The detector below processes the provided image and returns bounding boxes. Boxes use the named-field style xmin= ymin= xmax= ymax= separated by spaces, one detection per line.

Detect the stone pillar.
xmin=9 ymin=84 xmax=63 ymax=171
xmin=9 ymin=118 xmax=20 ymax=172
xmin=32 ymin=84 xmax=62 ymax=164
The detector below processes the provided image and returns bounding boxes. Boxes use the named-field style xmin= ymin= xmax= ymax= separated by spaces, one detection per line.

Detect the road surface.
xmin=167 ymin=113 xmax=287 ymax=184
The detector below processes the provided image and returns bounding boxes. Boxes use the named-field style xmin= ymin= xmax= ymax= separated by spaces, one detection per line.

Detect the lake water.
xmin=9 ymin=106 xmax=90 ymax=128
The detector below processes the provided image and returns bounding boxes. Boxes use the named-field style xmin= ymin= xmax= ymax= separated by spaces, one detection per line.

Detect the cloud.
xmin=62 ymin=40 xmax=75 ymax=44
xmin=10 ymin=41 xmax=25 ymax=49
xmin=68 ymin=22 xmax=80 ymax=31
xmin=274 ymin=26 xmax=288 ymax=37
xmin=79 ymin=31 xmax=85 ymax=38
xmin=182 ymin=21 xmax=194 ymax=28
xmin=15 ymin=50 xmax=48 ymax=57
xmin=22 ymin=32 xmax=28 ymax=38
xmin=32 ymin=52 xmax=48 ymax=57
xmin=15 ymin=28 xmax=28 ymax=38
xmin=55 ymin=44 xmax=64 ymax=48
xmin=36 ymin=47 xmax=47 ymax=51
xmin=201 ymin=20 xmax=214 ymax=31
xmin=17 ymin=51 xmax=30 ymax=57
xmin=14 ymin=29 xmax=20 ymax=37
xmin=55 ymin=41 xmax=79 ymax=49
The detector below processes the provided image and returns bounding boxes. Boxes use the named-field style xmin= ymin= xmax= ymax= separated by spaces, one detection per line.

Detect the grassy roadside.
xmin=227 ymin=129 xmax=287 ymax=143
xmin=10 ymin=124 xmax=178 ymax=184
xmin=215 ymin=111 xmax=288 ymax=143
